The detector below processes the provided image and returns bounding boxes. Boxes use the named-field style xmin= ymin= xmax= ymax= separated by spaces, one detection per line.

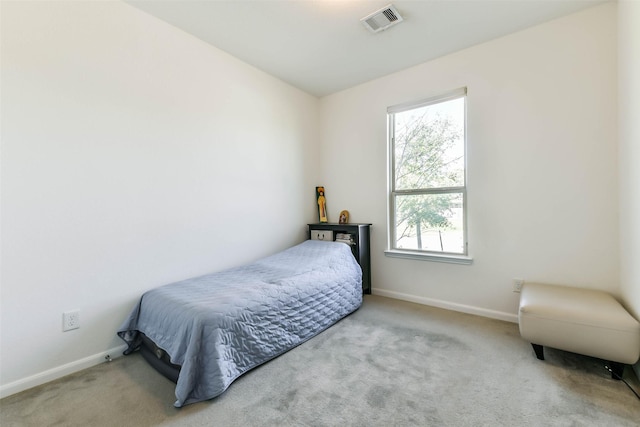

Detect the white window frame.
xmin=385 ymin=87 xmax=472 ymax=264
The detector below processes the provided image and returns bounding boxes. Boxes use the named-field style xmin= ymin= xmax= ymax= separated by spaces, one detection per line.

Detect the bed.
xmin=117 ymin=240 xmax=363 ymax=407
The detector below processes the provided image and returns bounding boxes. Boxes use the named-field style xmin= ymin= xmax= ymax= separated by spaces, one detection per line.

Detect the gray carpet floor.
xmin=2 ymin=295 xmax=639 ymax=426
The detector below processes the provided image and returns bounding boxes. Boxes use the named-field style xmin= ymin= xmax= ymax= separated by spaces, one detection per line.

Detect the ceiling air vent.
xmin=361 ymin=4 xmax=404 ymax=34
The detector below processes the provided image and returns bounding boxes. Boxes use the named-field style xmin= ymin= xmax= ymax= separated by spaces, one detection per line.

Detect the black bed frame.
xmin=139 ymin=333 xmax=181 ymax=383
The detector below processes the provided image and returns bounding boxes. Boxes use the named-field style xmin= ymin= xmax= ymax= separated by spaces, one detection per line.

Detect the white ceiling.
xmin=126 ymin=0 xmax=607 ymax=97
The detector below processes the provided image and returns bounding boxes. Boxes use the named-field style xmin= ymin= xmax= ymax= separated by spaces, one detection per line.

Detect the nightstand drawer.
xmin=310 ymin=230 xmax=334 ymax=241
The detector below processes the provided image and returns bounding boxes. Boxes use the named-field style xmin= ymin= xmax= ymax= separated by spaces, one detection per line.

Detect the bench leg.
xmin=608 ymin=362 xmax=624 ymax=380
xmin=531 ymin=343 xmax=544 ymax=360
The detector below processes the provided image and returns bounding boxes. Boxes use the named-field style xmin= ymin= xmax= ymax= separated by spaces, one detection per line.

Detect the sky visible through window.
xmin=392 ymin=96 xmax=465 ymax=254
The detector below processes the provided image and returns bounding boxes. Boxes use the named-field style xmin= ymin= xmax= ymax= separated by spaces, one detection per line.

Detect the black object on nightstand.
xmin=308 ymin=223 xmax=371 ymax=294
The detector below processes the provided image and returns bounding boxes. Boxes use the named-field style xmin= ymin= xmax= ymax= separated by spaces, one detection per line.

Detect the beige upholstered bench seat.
xmin=518 ymin=282 xmax=640 ymax=378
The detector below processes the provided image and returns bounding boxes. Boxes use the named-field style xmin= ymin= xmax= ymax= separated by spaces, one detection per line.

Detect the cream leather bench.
xmin=518 ymin=282 xmax=640 ymax=379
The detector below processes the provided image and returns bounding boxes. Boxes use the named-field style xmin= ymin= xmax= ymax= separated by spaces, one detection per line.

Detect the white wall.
xmin=618 ymin=0 xmax=640 ymax=332
xmin=0 ymin=1 xmax=319 ymax=396
xmin=319 ymin=3 xmax=618 ymax=321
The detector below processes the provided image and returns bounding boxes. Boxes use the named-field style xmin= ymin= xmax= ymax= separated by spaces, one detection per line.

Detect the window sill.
xmin=384 ymin=249 xmax=473 ymax=265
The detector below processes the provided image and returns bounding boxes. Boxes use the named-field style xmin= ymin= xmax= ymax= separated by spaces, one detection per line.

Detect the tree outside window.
xmin=388 ymin=89 xmax=467 ymax=256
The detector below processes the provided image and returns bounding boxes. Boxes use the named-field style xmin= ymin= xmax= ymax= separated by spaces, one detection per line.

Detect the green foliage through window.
xmin=388 ymin=89 xmax=467 ymax=255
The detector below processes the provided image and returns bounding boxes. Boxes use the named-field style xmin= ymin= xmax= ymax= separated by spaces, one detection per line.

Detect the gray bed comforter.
xmin=117 ymin=240 xmax=362 ymax=407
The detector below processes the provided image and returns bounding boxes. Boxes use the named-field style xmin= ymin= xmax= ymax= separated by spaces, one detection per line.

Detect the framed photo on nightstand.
xmin=339 ymin=210 xmax=349 ymax=224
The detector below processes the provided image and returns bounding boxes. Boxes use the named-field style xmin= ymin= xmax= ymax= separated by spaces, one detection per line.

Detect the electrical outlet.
xmin=513 ymin=278 xmax=524 ymax=293
xmin=63 ymin=310 xmax=80 ymax=331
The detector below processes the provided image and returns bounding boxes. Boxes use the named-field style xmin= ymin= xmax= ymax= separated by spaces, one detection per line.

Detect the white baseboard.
xmin=371 ymin=288 xmax=519 ymax=324
xmin=0 ymin=344 xmax=128 ymax=399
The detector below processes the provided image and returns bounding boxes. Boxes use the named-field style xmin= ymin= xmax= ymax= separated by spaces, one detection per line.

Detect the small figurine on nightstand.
xmin=339 ymin=210 xmax=349 ymax=224
xmin=316 ymin=186 xmax=328 ymax=223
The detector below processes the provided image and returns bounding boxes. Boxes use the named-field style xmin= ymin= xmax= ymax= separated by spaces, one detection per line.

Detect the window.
xmin=386 ymin=88 xmax=470 ymax=263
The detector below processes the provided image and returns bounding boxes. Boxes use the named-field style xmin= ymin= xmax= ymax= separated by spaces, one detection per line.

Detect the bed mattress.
xmin=117 ymin=240 xmax=362 ymax=407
